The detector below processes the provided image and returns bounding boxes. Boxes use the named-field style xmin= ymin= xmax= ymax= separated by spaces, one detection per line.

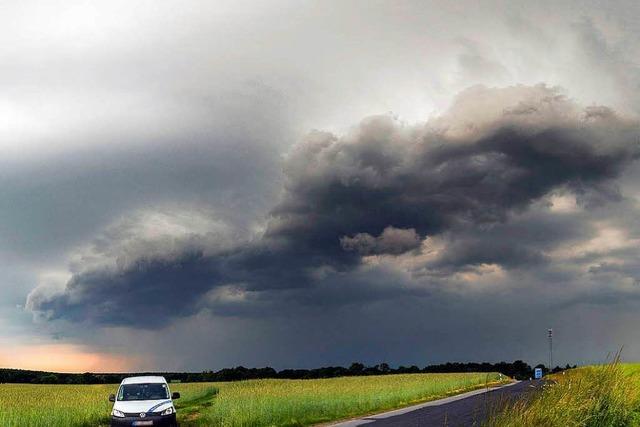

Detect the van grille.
xmin=123 ymin=412 xmax=161 ymax=418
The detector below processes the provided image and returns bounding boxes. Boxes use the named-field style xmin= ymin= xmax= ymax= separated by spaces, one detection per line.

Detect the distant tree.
xmin=0 ymin=358 xmax=575 ymax=384
xmin=40 ymin=374 xmax=59 ymax=384
xmin=348 ymin=363 xmax=365 ymax=375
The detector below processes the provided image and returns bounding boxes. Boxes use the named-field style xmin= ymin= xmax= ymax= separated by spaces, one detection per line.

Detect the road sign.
xmin=534 ymin=367 xmax=543 ymax=379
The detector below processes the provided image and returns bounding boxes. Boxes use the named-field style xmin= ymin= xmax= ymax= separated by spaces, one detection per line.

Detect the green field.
xmin=487 ymin=362 xmax=640 ymax=427
xmin=0 ymin=372 xmax=507 ymax=426
xmin=0 ymin=382 xmax=213 ymax=427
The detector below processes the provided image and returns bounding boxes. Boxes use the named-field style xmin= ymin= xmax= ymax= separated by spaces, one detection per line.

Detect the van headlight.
xmin=111 ymin=409 xmax=125 ymax=418
xmin=161 ymin=407 xmax=175 ymax=416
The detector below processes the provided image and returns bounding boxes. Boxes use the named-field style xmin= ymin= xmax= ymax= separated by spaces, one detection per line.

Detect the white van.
xmin=109 ymin=376 xmax=180 ymax=427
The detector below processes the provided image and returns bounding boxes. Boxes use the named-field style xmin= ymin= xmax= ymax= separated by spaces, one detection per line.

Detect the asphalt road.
xmin=366 ymin=380 xmax=540 ymax=427
xmin=331 ymin=380 xmax=542 ymax=427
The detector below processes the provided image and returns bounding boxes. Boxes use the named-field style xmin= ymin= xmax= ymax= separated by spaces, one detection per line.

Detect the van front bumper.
xmin=110 ymin=413 xmax=177 ymax=427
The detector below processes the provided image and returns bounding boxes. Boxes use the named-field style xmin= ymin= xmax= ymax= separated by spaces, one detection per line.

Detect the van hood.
xmin=113 ymin=399 xmax=173 ymax=413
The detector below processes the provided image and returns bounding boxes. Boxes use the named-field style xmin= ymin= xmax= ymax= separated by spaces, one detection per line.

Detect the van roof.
xmin=121 ymin=376 xmax=167 ymax=385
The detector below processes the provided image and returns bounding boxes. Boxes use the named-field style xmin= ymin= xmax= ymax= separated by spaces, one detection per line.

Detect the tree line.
xmin=0 ymin=360 xmax=575 ymax=384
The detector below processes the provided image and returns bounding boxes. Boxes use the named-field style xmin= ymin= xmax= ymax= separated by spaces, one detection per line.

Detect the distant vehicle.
xmin=109 ymin=376 xmax=180 ymax=427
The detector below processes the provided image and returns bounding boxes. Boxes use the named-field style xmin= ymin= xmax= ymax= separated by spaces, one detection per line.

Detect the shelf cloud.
xmin=27 ymin=85 xmax=640 ymax=329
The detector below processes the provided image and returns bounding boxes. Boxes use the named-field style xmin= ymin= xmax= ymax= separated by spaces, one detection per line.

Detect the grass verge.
xmin=486 ymin=358 xmax=640 ymax=427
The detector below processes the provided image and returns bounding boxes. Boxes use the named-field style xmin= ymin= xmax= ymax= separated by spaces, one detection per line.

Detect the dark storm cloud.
xmin=419 ymin=208 xmax=592 ymax=275
xmin=27 ymin=251 xmax=219 ymax=328
xmin=27 ymin=85 xmax=640 ymax=328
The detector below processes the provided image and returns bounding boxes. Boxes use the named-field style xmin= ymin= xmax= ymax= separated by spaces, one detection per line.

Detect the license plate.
xmin=132 ymin=422 xmax=153 ymax=426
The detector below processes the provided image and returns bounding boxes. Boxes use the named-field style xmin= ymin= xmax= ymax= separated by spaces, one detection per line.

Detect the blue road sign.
xmin=534 ymin=367 xmax=543 ymax=379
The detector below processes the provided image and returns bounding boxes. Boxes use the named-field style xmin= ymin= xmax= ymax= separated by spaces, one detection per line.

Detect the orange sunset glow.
xmin=0 ymin=344 xmax=138 ymax=373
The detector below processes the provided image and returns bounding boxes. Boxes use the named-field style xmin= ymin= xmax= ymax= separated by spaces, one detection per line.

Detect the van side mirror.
xmin=109 ymin=394 xmax=116 ymax=402
xmin=172 ymin=392 xmax=180 ymax=399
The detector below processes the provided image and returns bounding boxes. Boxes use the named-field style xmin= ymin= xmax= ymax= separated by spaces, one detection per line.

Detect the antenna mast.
xmin=548 ymin=328 xmax=553 ymax=372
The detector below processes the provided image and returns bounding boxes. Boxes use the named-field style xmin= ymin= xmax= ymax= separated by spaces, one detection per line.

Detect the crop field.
xmin=0 ymin=382 xmax=213 ymax=427
xmin=0 ymin=372 xmax=507 ymax=426
xmin=487 ymin=362 xmax=640 ymax=427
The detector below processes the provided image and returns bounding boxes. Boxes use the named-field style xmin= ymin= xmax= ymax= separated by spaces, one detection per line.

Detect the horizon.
xmin=0 ymin=359 xmax=564 ymax=377
xmin=2 ymin=0 xmax=640 ymax=373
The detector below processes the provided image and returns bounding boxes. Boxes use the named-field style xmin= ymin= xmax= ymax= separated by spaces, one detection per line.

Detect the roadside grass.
xmin=0 ymin=372 xmax=507 ymax=426
xmin=486 ymin=359 xmax=640 ymax=427
xmin=180 ymin=372 xmax=509 ymax=426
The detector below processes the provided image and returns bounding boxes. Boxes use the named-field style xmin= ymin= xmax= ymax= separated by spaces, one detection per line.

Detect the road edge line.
xmin=326 ymin=381 xmax=520 ymax=427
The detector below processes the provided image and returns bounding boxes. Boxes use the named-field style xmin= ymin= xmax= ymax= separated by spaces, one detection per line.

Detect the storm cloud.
xmin=26 ymin=84 xmax=640 ymax=328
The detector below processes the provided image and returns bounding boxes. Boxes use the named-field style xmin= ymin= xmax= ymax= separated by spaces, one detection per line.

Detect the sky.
xmin=2 ymin=0 xmax=640 ymax=372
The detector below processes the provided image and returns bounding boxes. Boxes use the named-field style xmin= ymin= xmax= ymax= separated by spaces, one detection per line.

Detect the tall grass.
xmin=486 ymin=358 xmax=640 ymax=427
xmin=185 ymin=372 xmax=508 ymax=426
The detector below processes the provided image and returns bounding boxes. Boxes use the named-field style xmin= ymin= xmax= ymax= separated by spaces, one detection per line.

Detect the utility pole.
xmin=548 ymin=328 xmax=553 ymax=373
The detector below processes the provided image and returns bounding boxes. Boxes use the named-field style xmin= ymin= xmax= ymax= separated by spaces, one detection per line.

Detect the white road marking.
xmin=326 ymin=381 xmax=520 ymax=427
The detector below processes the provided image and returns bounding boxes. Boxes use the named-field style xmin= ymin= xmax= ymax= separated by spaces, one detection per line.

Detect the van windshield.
xmin=117 ymin=383 xmax=169 ymax=401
